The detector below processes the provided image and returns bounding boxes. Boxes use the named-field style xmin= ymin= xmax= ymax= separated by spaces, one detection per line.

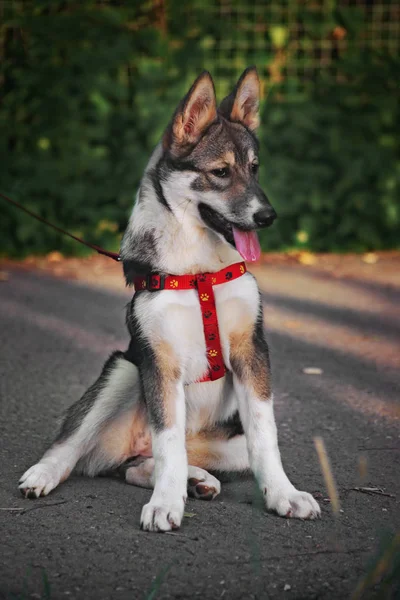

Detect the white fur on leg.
xmin=140 ymin=384 xmax=188 ymax=532
xmin=235 ymin=382 xmax=321 ymax=520
xmin=125 ymin=460 xmax=221 ymax=500
xmin=125 ymin=458 xmax=155 ymax=488
xmin=19 ymin=357 xmax=140 ymax=498
xmin=18 ymin=443 xmax=80 ymax=499
xmin=140 ymin=426 xmax=187 ymax=532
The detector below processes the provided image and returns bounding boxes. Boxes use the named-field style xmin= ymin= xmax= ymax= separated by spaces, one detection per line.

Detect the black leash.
xmin=0 ymin=191 xmax=121 ymax=262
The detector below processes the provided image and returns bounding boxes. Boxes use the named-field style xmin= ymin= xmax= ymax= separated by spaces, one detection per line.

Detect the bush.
xmin=0 ymin=1 xmax=173 ymax=256
xmin=260 ymin=50 xmax=400 ymax=251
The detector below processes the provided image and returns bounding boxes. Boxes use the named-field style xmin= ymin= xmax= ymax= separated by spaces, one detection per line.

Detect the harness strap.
xmin=133 ymin=262 xmax=246 ymax=292
xmin=133 ymin=262 xmax=247 ymax=382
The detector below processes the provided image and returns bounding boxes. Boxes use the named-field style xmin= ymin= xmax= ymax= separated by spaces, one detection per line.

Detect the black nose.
xmin=253 ymin=207 xmax=277 ymax=228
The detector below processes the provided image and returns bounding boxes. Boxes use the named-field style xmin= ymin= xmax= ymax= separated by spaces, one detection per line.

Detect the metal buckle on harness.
xmin=146 ymin=273 xmax=166 ymax=291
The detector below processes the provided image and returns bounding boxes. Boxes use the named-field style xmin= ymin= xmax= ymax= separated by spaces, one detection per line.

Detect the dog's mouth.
xmin=198 ymin=203 xmax=262 ymax=262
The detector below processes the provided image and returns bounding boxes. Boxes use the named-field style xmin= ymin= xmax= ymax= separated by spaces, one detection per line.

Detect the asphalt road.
xmin=0 ymin=266 xmax=399 ymax=600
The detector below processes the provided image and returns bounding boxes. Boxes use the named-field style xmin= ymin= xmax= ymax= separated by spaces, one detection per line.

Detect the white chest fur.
xmin=134 ymin=272 xmax=259 ymax=383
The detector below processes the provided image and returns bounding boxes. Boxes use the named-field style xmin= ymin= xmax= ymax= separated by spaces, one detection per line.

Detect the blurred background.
xmin=1 ymin=0 xmax=399 ymax=257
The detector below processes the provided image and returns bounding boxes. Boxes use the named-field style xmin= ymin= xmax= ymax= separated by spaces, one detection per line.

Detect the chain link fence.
xmin=173 ymin=0 xmax=400 ymax=98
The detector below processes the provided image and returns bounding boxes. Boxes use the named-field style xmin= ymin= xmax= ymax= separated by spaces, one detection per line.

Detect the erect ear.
xmin=218 ymin=66 xmax=260 ymax=131
xmin=163 ymin=71 xmax=217 ymax=155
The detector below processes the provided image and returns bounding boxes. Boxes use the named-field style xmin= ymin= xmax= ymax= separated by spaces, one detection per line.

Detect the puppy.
xmin=19 ymin=67 xmax=320 ymax=531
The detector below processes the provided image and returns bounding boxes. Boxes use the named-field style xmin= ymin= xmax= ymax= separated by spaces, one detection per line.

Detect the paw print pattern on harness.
xmin=132 ymin=262 xmax=246 ymax=383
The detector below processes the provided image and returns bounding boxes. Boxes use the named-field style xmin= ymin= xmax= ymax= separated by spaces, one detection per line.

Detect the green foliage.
xmin=0 ymin=0 xmax=174 ymax=256
xmin=0 ymin=0 xmax=399 ymax=256
xmin=260 ymin=49 xmax=400 ymax=251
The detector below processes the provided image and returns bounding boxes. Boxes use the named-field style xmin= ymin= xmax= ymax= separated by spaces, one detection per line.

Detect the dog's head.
xmin=161 ymin=67 xmax=276 ymax=262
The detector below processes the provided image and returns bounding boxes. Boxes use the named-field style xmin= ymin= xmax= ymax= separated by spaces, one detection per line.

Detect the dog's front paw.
xmin=140 ymin=499 xmax=185 ymax=532
xmin=267 ymin=488 xmax=321 ymax=520
xmin=19 ymin=463 xmax=60 ymax=499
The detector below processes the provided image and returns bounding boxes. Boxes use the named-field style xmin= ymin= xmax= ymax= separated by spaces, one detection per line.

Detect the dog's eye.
xmin=211 ymin=167 xmax=229 ymax=178
xmin=251 ymin=162 xmax=259 ymax=174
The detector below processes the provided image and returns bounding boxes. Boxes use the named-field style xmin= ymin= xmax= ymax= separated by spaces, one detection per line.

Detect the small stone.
xmin=303 ymin=367 xmax=323 ymax=375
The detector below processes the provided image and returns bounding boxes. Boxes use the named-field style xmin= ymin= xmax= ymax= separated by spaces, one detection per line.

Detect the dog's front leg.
xmin=230 ymin=319 xmax=320 ymax=519
xmin=140 ymin=360 xmax=187 ymax=532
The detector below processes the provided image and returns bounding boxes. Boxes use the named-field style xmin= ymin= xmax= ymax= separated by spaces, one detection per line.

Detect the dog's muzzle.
xmin=253 ymin=206 xmax=277 ymax=228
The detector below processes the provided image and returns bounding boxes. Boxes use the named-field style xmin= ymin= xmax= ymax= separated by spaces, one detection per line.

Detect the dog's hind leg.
xmin=19 ymin=351 xmax=142 ymax=498
xmin=186 ymin=429 xmax=249 ymax=472
xmin=123 ymin=426 xmax=249 ymax=501
xmin=123 ymin=458 xmax=221 ymax=501
xmin=186 ymin=429 xmax=249 ymax=500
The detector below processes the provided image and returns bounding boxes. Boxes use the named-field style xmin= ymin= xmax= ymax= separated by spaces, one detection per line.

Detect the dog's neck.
xmin=120 ymin=145 xmax=241 ymax=282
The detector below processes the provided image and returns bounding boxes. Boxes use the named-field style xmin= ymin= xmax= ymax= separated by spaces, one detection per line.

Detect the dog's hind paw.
xmin=19 ymin=463 xmax=60 ymax=499
xmin=187 ymin=467 xmax=221 ymax=501
xmin=267 ymin=488 xmax=321 ymax=520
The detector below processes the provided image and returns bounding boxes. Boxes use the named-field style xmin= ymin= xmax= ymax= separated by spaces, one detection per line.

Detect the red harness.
xmin=133 ymin=262 xmax=247 ymax=383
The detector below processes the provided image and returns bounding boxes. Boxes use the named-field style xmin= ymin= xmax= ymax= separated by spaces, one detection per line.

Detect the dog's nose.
xmin=253 ymin=207 xmax=277 ymax=228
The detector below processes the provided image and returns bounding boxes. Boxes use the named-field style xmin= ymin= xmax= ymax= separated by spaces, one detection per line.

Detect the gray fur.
xmin=56 ymin=351 xmax=126 ymax=443
xmin=122 ymin=230 xmax=159 ymax=283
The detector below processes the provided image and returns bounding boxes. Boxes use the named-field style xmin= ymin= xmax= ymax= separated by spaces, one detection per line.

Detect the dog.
xmin=19 ymin=67 xmax=320 ymax=531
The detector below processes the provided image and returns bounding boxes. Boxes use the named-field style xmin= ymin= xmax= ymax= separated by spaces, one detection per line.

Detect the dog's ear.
xmin=219 ymin=66 xmax=260 ymax=131
xmin=164 ymin=71 xmax=217 ymax=154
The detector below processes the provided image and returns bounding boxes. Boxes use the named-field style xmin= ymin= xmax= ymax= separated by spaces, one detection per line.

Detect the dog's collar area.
xmin=133 ymin=262 xmax=247 ymax=383
xmin=134 ymin=262 xmax=246 ymax=292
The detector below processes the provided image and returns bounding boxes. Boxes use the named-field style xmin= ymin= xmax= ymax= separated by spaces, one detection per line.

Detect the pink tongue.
xmin=232 ymin=227 xmax=261 ymax=262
